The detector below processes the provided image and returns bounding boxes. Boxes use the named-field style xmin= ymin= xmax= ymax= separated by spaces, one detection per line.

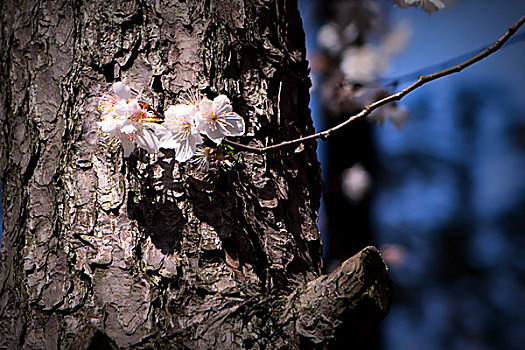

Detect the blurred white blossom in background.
xmin=394 ymin=0 xmax=446 ymax=14
xmin=369 ymin=103 xmax=409 ymax=128
xmin=340 ymin=22 xmax=411 ymax=84
xmin=341 ymin=163 xmax=373 ymax=202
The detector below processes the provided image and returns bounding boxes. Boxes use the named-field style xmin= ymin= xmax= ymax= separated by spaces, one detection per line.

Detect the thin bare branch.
xmin=222 ymin=14 xmax=525 ymax=155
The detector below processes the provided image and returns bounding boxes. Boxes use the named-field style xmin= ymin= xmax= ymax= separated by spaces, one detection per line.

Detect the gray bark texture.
xmin=0 ymin=0 xmax=391 ymax=348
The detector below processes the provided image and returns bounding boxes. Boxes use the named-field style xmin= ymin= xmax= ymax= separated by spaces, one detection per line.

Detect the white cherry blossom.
xmin=197 ymin=95 xmax=245 ymax=144
xmin=116 ymin=107 xmax=164 ymax=156
xmin=124 ymin=122 xmax=164 ymax=156
xmin=97 ymin=98 xmax=140 ymax=138
xmin=98 ymin=82 xmax=133 ymax=116
xmin=160 ymin=104 xmax=203 ymax=162
xmin=97 ymin=83 xmax=162 ymax=157
xmin=190 ymin=146 xmax=214 ymax=172
xmin=97 ymin=85 xmax=246 ymax=163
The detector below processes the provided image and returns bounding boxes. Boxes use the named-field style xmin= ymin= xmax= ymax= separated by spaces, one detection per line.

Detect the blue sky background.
xmin=375 ymin=2 xmax=525 ymax=235
xmin=374 ymin=1 xmax=525 ymax=349
xmin=300 ymin=0 xmax=525 ymax=349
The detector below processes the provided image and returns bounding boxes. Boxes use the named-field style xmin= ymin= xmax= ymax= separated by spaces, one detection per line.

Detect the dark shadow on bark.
xmin=87 ymin=330 xmax=116 ymax=350
xmin=127 ymin=192 xmax=184 ymax=255
xmin=187 ymin=172 xmax=269 ymax=288
xmin=126 ymin=153 xmax=185 ymax=255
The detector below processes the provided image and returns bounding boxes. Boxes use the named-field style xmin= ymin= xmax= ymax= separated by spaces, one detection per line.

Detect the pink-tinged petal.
xmin=165 ymin=104 xmax=197 ymax=126
xmin=112 ymin=82 xmax=132 ymax=100
xmin=164 ymin=105 xmax=178 ymax=120
xmin=114 ymin=99 xmax=139 ymax=118
xmin=149 ymin=123 xmax=168 ymax=141
xmin=195 ymin=114 xmax=207 ymax=134
xmin=113 ymin=100 xmax=128 ymax=116
xmin=186 ymin=106 xmax=200 ymax=126
xmin=127 ymin=100 xmax=140 ymax=115
xmin=222 ymin=112 xmax=245 ymax=136
xmin=169 ymin=104 xmax=187 ymax=117
xmin=190 ymin=110 xmax=203 ymax=129
xmin=161 ymin=123 xmax=178 ymax=134
xmin=191 ymin=132 xmax=204 ymax=146
xmin=180 ymin=103 xmax=198 ymax=116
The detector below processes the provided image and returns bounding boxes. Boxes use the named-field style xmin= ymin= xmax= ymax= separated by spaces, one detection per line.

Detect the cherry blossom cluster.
xmin=97 ymin=82 xmax=245 ymax=164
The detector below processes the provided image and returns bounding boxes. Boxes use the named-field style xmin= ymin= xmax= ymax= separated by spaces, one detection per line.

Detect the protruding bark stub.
xmin=275 ymin=246 xmax=391 ymax=347
xmin=179 ymin=246 xmax=391 ymax=350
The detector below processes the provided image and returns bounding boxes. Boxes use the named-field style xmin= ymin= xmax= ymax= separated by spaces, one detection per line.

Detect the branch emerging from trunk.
xmin=222 ymin=14 xmax=525 ymax=154
xmin=169 ymin=246 xmax=390 ymax=349
xmin=274 ymin=246 xmax=391 ymax=346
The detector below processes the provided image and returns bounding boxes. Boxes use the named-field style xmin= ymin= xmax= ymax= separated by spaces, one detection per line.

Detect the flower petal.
xmin=192 ymin=132 xmax=204 ymax=146
xmin=213 ymin=95 xmax=233 ymax=115
xmin=204 ymin=124 xmax=226 ymax=144
xmin=98 ymin=118 xmax=119 ymax=136
xmin=134 ymin=127 xmax=160 ymax=153
xmin=120 ymin=123 xmax=136 ymax=135
xmin=159 ymin=136 xmax=180 ymax=149
xmin=149 ymin=123 xmax=168 ymax=141
xmin=113 ymin=82 xmax=132 ymax=100
xmin=222 ymin=112 xmax=245 ymax=136
xmin=114 ymin=99 xmax=140 ymax=118
xmin=174 ymin=138 xmax=196 ymax=162
xmin=199 ymin=98 xmax=214 ymax=116
xmin=120 ymin=134 xmax=135 ymax=157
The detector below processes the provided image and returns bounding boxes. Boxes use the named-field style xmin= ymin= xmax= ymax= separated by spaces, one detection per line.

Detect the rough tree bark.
xmin=0 ymin=1 xmax=391 ymax=349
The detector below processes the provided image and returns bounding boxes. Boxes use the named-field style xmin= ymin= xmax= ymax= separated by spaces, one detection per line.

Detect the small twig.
xmin=380 ymin=32 xmax=525 ymax=88
xmin=223 ymin=14 xmax=525 ymax=155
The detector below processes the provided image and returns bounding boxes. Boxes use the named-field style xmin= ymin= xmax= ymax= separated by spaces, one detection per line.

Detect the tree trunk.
xmin=0 ymin=0 xmax=391 ymax=348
